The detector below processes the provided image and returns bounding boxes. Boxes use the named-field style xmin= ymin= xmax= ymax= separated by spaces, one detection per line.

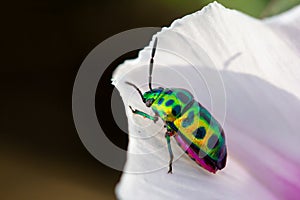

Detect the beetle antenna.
xmin=149 ymin=37 xmax=158 ymax=91
xmin=125 ymin=81 xmax=145 ymax=102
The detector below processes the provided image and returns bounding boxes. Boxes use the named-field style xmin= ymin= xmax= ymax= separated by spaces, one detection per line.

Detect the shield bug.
xmin=126 ymin=38 xmax=227 ymax=174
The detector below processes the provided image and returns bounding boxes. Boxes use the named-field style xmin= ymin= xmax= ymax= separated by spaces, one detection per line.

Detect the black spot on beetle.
xmin=165 ymin=99 xmax=174 ymax=106
xmin=182 ymin=111 xmax=194 ymax=128
xmin=172 ymin=105 xmax=181 ymax=117
xmin=193 ymin=127 xmax=206 ymax=139
xmin=157 ymin=98 xmax=164 ymax=105
xmin=207 ymin=135 xmax=219 ymax=149
xmin=177 ymin=92 xmax=189 ymax=104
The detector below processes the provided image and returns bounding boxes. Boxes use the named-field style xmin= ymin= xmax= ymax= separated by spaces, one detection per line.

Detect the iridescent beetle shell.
xmin=126 ymin=37 xmax=227 ymax=173
xmin=146 ymin=88 xmax=227 ymax=173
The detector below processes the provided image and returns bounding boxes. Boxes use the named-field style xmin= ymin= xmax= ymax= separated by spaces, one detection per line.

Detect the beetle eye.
xmin=146 ymin=99 xmax=153 ymax=107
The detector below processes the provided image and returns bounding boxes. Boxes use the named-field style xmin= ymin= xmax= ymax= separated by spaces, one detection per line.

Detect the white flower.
xmin=113 ymin=2 xmax=300 ymax=200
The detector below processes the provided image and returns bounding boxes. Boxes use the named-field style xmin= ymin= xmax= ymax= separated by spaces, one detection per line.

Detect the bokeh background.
xmin=1 ymin=0 xmax=299 ymax=200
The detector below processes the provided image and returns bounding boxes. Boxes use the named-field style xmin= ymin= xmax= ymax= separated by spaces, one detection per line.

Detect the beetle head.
xmin=143 ymin=88 xmax=163 ymax=107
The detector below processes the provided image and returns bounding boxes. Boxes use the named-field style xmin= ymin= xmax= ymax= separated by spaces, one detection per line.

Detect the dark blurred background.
xmin=1 ymin=0 xmax=299 ymax=199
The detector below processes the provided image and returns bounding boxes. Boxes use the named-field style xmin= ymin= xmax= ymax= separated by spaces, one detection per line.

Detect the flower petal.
xmin=113 ymin=2 xmax=300 ymax=200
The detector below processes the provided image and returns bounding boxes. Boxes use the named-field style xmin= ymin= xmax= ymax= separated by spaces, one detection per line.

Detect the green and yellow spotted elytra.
xmin=126 ymin=38 xmax=227 ymax=174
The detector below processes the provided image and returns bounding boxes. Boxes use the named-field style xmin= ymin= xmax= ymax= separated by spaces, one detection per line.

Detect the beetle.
xmin=126 ymin=38 xmax=227 ymax=174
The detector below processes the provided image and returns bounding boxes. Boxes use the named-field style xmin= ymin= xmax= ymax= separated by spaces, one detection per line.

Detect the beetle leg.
xmin=129 ymin=106 xmax=158 ymax=123
xmin=165 ymin=131 xmax=175 ymax=174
